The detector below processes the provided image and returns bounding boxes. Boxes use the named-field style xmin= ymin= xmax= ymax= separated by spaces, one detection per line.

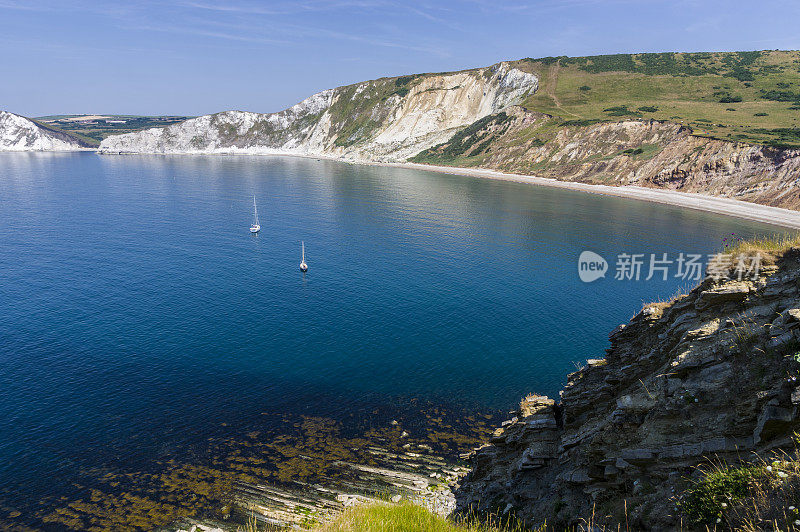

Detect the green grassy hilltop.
xmin=508 ymin=50 xmax=800 ymax=146
xmin=34 ymin=114 xmax=194 ymax=145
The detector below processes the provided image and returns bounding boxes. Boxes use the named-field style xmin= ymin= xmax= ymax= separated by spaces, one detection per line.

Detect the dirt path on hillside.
xmin=546 ymin=63 xmax=580 ymax=118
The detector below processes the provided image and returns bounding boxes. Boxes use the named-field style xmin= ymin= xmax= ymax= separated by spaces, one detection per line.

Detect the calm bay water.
xmin=0 ymin=152 xmax=786 ymax=523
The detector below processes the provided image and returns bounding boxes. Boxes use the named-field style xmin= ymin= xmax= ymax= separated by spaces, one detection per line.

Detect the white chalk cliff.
xmin=0 ymin=111 xmax=92 ymax=151
xmin=98 ymin=62 xmax=538 ymax=161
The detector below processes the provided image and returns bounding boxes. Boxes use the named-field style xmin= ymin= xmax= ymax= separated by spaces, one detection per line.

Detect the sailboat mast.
xmin=302 ymin=241 xmax=305 ymax=261
xmin=253 ymin=195 xmax=259 ymax=225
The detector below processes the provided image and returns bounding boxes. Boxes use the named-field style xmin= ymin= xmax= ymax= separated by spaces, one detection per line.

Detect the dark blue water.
xmin=0 ymin=152 xmax=786 ymax=517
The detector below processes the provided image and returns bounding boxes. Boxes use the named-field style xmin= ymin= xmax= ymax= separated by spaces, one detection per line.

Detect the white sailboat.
xmin=250 ymin=196 xmax=261 ymax=233
xmin=300 ymin=241 xmax=308 ymax=272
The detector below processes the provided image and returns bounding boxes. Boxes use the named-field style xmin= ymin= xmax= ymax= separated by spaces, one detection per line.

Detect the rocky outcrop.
xmin=97 ymin=63 xmax=537 ymax=161
xmin=456 ymin=248 xmax=800 ymax=529
xmin=0 ymin=111 xmax=93 ymax=151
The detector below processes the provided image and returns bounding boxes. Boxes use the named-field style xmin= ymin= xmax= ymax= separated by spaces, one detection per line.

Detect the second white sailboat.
xmin=250 ymin=196 xmax=261 ymax=234
xmin=300 ymin=241 xmax=308 ymax=272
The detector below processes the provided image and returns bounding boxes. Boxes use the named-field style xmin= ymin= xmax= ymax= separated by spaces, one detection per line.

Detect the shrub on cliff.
xmin=679 ymin=463 xmax=767 ymax=527
xmin=680 ymin=450 xmax=800 ymax=530
xmin=603 ymin=105 xmax=641 ymax=117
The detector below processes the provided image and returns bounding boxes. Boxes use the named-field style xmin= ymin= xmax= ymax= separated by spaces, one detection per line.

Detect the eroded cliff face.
xmin=0 ymin=111 xmax=93 ymax=151
xmin=456 ymin=248 xmax=800 ymax=529
xmin=414 ymin=108 xmax=800 ymax=209
xmin=97 ymin=63 xmax=537 ymax=161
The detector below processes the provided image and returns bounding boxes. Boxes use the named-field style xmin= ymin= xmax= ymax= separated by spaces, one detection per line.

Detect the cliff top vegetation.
xmin=514 ymin=50 xmax=800 ymax=147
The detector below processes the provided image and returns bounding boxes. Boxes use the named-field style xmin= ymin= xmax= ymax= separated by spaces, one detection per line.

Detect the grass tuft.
xmin=732 ymin=317 xmax=763 ymax=353
xmin=317 ymin=502 xmax=529 ymax=532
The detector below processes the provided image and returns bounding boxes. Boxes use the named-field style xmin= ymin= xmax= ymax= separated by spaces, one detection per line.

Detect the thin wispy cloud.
xmin=126 ymin=2 xmax=453 ymax=57
xmin=310 ymin=26 xmax=450 ymax=56
xmin=394 ymin=2 xmax=465 ymax=32
xmin=0 ymin=35 xmax=191 ymax=60
xmin=179 ymin=0 xmax=391 ymax=16
xmin=0 ymin=0 xmax=136 ymax=16
xmin=132 ymin=23 xmax=293 ymax=46
xmin=179 ymin=0 xmax=464 ymax=32
xmin=179 ymin=1 xmax=321 ymax=16
xmin=462 ymin=0 xmax=651 ymax=13
xmin=0 ymin=1 xmax=49 ymax=10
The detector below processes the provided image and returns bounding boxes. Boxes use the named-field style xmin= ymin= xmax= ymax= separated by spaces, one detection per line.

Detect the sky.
xmin=1 ymin=0 xmax=799 ymax=117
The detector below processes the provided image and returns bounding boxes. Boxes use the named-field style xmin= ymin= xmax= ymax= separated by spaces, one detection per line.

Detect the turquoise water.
xmin=0 ymin=152 xmax=785 ymax=521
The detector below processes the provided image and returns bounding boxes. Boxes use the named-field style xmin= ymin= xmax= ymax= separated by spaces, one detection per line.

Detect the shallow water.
xmin=0 ymin=152 xmax=786 ymax=526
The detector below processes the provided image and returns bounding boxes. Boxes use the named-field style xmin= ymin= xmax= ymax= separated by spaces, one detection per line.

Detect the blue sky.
xmin=1 ymin=0 xmax=799 ymax=117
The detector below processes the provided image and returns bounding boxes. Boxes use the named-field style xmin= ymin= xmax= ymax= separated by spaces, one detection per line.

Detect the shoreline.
xmin=93 ymin=149 xmax=800 ymax=230
xmin=383 ymin=162 xmax=800 ymax=231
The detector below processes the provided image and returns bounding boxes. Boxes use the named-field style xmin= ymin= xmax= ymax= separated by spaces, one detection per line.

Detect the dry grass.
xmin=726 ymin=233 xmax=800 ymax=259
xmin=707 ymin=233 xmax=800 ymax=278
xmin=237 ymin=512 xmax=262 ymax=532
xmin=641 ymin=288 xmax=691 ymax=314
xmin=731 ymin=453 xmax=800 ymax=531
